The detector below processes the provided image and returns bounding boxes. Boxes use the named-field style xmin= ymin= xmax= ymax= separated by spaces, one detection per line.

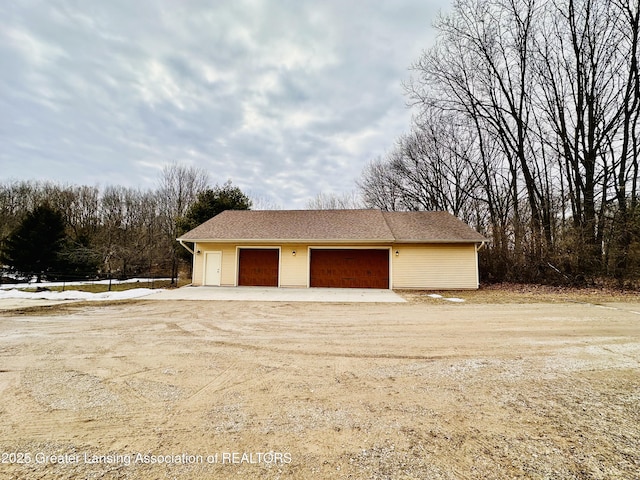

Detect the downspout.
xmin=475 ymin=241 xmax=486 ymax=288
xmin=178 ymin=239 xmax=195 ymax=255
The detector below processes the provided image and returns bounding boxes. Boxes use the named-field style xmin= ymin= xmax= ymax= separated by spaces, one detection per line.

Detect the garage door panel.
xmin=238 ymin=249 xmax=279 ymax=286
xmin=310 ymin=249 xmax=389 ymax=289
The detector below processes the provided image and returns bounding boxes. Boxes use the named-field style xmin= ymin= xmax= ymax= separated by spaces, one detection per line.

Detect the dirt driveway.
xmin=0 ymin=296 xmax=638 ymax=479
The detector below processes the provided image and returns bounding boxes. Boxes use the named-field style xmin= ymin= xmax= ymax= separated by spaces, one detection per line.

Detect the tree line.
xmin=4 ymin=0 xmax=638 ymax=287
xmin=359 ymin=0 xmax=640 ymax=286
xmin=0 ymin=164 xmax=251 ymax=283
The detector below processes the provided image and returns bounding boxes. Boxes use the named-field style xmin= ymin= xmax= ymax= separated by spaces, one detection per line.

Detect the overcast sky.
xmin=1 ymin=0 xmax=449 ymax=208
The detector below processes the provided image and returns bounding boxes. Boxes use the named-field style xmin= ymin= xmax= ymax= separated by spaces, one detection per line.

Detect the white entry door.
xmin=203 ymin=252 xmax=222 ymax=286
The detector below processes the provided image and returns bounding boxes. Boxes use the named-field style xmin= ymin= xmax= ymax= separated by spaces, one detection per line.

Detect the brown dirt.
xmin=0 ymin=295 xmax=639 ymax=479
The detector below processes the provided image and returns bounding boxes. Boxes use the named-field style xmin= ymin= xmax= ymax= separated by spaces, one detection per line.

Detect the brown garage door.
xmin=238 ymin=249 xmax=279 ymax=286
xmin=310 ymin=249 xmax=389 ymax=288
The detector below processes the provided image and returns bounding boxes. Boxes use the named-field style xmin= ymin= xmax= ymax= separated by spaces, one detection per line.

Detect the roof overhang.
xmin=178 ymin=238 xmax=485 ymax=244
xmin=178 ymin=238 xmax=395 ymax=244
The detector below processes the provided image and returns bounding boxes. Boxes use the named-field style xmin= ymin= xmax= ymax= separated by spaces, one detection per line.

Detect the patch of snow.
xmin=425 ymin=293 xmax=465 ymax=303
xmin=0 ymin=288 xmax=162 ymax=302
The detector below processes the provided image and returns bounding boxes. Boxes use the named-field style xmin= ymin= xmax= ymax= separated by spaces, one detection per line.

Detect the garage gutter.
xmin=177 ymin=238 xmax=486 ymax=244
xmin=177 ymin=239 xmax=195 ymax=255
xmin=178 ymin=238 xmax=396 ymax=244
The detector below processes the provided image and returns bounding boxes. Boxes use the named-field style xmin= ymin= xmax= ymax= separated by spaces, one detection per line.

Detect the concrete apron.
xmin=146 ymin=286 xmax=406 ymax=303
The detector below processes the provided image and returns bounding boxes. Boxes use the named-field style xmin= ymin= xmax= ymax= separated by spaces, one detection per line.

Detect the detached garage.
xmin=178 ymin=209 xmax=487 ymax=290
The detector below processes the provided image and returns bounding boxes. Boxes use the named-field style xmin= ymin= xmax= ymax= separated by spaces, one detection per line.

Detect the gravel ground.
xmin=0 ymin=295 xmax=638 ymax=479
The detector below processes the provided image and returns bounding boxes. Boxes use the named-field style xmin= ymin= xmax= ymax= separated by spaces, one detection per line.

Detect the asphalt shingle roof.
xmin=178 ymin=210 xmax=487 ymax=243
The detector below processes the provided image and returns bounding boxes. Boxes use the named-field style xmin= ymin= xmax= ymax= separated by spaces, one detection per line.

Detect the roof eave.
xmin=393 ymin=239 xmax=488 ymax=244
xmin=178 ymin=238 xmax=397 ymax=243
xmin=177 ymin=237 xmax=486 ymax=244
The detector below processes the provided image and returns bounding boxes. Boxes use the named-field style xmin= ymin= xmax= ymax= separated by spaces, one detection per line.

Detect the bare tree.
xmin=306 ymin=191 xmax=364 ymax=210
xmin=156 ymin=163 xmax=209 ymax=283
xmin=362 ymin=0 xmax=640 ymax=283
xmin=610 ymin=0 xmax=640 ymax=280
xmin=386 ymin=110 xmax=484 ymax=222
xmin=0 ymin=176 xmax=206 ymax=282
xmin=407 ymin=0 xmax=557 ymax=259
xmin=530 ymin=0 xmax=640 ymax=277
xmin=358 ymin=157 xmax=404 ymax=211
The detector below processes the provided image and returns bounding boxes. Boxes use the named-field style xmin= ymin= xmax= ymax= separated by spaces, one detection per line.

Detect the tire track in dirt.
xmin=191 ymin=339 xmax=460 ymax=361
xmin=177 ymin=320 xmax=461 ymax=361
xmin=177 ymin=361 xmax=284 ymax=410
xmin=179 ymin=361 xmax=242 ymax=404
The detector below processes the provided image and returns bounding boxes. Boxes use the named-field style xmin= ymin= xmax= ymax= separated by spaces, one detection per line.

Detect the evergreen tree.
xmin=58 ymin=234 xmax=101 ymax=280
xmin=178 ymin=181 xmax=252 ymax=235
xmin=176 ymin=182 xmax=252 ymax=268
xmin=1 ymin=204 xmax=67 ymax=282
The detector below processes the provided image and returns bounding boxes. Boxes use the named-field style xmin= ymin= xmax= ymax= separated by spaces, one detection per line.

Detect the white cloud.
xmin=2 ymin=26 xmax=68 ymax=65
xmin=0 ymin=0 xmax=450 ymax=207
xmin=136 ymin=60 xmax=190 ymax=110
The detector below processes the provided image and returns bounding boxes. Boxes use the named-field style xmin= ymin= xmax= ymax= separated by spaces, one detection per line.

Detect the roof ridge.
xmin=380 ymin=210 xmax=398 ymax=242
xmin=247 ymin=208 xmax=378 ymax=212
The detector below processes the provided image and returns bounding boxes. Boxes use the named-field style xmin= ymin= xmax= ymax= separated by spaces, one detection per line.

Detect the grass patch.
xmin=398 ymin=283 xmax=640 ymax=304
xmin=18 ymin=279 xmax=188 ymax=294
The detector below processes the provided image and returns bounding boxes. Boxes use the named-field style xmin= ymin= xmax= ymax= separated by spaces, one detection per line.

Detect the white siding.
xmin=192 ymin=243 xmax=236 ymax=286
xmin=279 ymin=244 xmax=308 ymax=288
xmin=392 ymin=244 xmax=479 ymax=289
xmin=192 ymin=242 xmax=480 ymax=289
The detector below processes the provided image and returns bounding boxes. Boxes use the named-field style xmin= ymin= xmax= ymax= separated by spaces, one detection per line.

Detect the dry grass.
xmin=398 ymin=282 xmax=640 ymax=304
xmin=0 ymin=300 xmax=144 ymax=317
xmin=18 ymin=279 xmax=181 ymax=294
